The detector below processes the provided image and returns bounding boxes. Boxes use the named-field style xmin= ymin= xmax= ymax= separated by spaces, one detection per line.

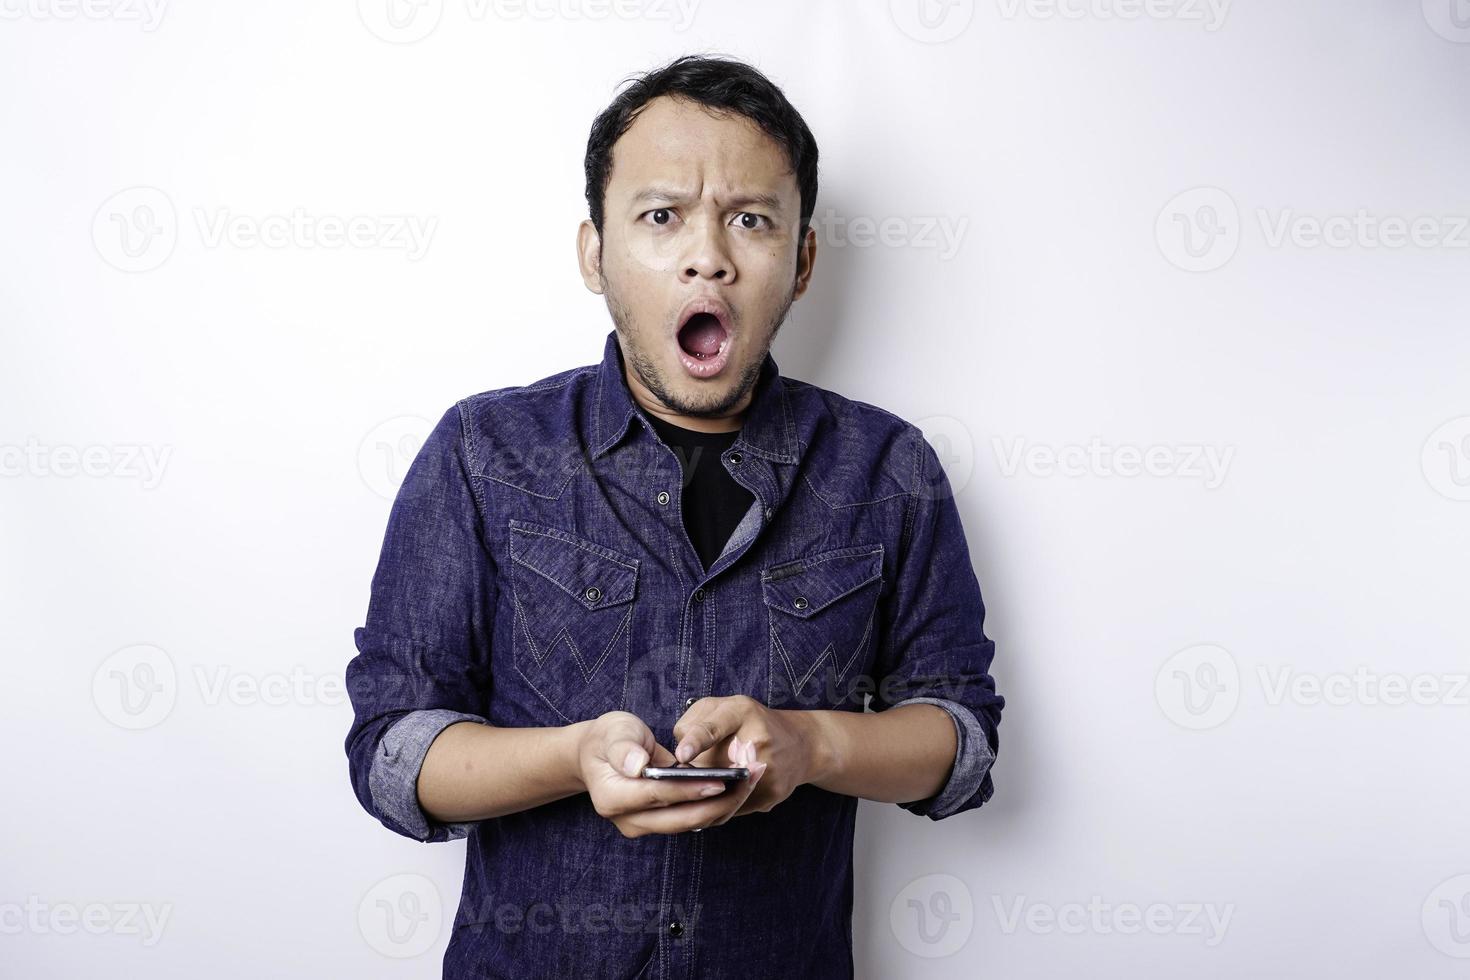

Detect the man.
xmin=345 ymin=54 xmax=1003 ymax=979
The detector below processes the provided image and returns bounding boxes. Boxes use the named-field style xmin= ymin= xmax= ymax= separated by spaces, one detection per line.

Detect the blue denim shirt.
xmin=345 ymin=330 xmax=1004 ymax=979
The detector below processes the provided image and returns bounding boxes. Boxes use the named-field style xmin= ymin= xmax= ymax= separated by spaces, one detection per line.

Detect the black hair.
xmin=584 ymin=54 xmax=819 ymax=240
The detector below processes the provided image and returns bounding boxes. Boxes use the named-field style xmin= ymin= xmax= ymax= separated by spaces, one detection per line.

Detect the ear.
xmin=577 ymin=219 xmax=604 ymax=294
xmin=792 ymin=225 xmax=817 ymax=301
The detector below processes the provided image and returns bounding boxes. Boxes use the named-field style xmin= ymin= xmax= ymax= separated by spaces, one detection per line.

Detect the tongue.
xmin=679 ymin=313 xmax=725 ymax=356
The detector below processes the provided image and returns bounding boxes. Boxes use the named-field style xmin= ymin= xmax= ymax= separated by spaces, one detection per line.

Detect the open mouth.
xmin=674 ymin=306 xmax=732 ymax=378
xmin=677 ymin=312 xmax=729 ymax=361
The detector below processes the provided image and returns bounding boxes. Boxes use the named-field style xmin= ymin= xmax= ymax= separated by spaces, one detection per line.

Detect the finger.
xmin=727 ymin=739 xmax=766 ymax=816
xmin=732 ymin=752 xmax=776 ymax=822
xmin=688 ymin=734 xmax=735 ymax=769
xmin=601 ymin=774 xmax=732 ymax=817
xmin=730 ymin=758 xmax=770 ymax=817
xmin=673 ymin=699 xmax=741 ymax=763
xmin=621 ymin=782 xmax=754 ymax=835
xmin=705 ymin=763 xmax=765 ymax=827
xmin=595 ymin=741 xmax=723 ymax=818
xmin=635 ymin=745 xmax=767 ymax=831
xmin=596 ymin=715 xmax=657 ymax=777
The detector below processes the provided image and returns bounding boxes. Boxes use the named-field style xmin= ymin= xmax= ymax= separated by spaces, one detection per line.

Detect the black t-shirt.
xmin=644 ymin=412 xmax=755 ymax=574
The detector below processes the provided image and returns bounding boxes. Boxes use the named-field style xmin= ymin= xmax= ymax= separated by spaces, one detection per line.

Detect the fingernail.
xmin=676 ymin=743 xmax=692 ymax=763
xmin=751 ymin=762 xmax=768 ymax=783
xmin=729 ymin=736 xmax=743 ymax=762
xmin=624 ymin=750 xmax=647 ymax=777
xmin=699 ymin=784 xmax=724 ymax=796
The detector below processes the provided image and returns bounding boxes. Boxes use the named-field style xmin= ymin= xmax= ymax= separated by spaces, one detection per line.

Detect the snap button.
xmin=684 ymin=696 xmax=697 ymax=708
xmin=727 ymin=451 xmax=742 ymax=465
xmin=693 ymin=588 xmax=706 ymax=602
xmin=668 ymin=919 xmax=684 ymax=937
xmin=763 ymin=507 xmax=772 ymax=521
xmin=585 ymin=586 xmax=602 ymax=603
xmin=656 ymin=490 xmax=670 ymax=505
xmin=792 ymin=596 xmax=808 ymax=610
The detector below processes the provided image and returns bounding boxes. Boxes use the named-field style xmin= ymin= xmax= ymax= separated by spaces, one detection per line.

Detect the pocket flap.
xmin=761 ymin=544 xmax=884 ymax=619
xmin=508 ymin=520 xmax=639 ymax=610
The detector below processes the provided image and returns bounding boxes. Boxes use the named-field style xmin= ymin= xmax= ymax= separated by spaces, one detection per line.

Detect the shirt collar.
xmin=588 ymin=329 xmax=798 ymax=465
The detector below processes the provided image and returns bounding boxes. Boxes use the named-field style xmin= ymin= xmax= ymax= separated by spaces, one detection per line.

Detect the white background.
xmin=3 ymin=1 xmax=1469 ymax=976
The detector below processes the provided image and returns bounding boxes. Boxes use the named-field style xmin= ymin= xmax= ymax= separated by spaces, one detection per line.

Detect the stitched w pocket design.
xmin=508 ymin=519 xmax=639 ymax=722
xmin=761 ymin=543 xmax=884 ymax=710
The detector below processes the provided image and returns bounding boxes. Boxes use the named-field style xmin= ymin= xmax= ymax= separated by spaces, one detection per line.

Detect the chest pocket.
xmin=761 ymin=544 xmax=884 ymax=710
xmin=507 ymin=519 xmax=639 ymax=723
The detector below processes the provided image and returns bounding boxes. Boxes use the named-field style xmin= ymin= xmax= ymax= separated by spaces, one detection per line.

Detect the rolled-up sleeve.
xmin=871 ymin=429 xmax=1004 ymax=820
xmin=344 ymin=402 xmax=497 ymax=843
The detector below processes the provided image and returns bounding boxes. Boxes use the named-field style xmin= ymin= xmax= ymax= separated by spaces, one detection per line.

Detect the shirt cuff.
xmin=368 ymin=708 xmax=489 ymax=842
xmin=890 ymin=697 xmax=995 ymax=820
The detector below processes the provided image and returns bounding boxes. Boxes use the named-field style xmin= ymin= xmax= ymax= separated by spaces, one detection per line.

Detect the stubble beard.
xmin=600 ymin=269 xmax=794 ymax=420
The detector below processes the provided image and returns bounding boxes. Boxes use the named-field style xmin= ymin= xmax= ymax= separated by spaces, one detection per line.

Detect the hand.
xmin=575 ymin=711 xmax=766 ymax=838
xmin=673 ymin=695 xmax=814 ymax=820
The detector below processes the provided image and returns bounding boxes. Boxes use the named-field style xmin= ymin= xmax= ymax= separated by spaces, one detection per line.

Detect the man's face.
xmin=578 ymin=95 xmax=816 ymax=424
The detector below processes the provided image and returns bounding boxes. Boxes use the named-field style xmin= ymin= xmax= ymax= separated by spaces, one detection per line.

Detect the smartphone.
xmin=642 ymin=765 xmax=749 ymax=784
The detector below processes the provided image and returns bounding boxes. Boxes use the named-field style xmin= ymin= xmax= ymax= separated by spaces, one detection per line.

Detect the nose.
xmin=679 ymin=217 xmax=735 ymax=284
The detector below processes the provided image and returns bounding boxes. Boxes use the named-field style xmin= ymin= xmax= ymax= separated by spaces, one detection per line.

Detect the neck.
xmin=623 ymin=368 xmax=748 ymax=434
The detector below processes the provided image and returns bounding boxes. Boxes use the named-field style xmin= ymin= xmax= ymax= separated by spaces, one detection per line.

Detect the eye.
xmin=732 ymin=212 xmax=770 ymax=231
xmin=642 ymin=208 xmax=676 ymax=227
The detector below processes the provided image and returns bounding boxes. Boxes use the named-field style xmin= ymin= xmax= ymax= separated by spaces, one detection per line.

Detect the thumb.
xmin=611 ymin=738 xmax=650 ymax=778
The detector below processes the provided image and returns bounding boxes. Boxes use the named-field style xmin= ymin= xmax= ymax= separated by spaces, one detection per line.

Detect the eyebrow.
xmin=630 ymin=186 xmax=786 ymax=214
